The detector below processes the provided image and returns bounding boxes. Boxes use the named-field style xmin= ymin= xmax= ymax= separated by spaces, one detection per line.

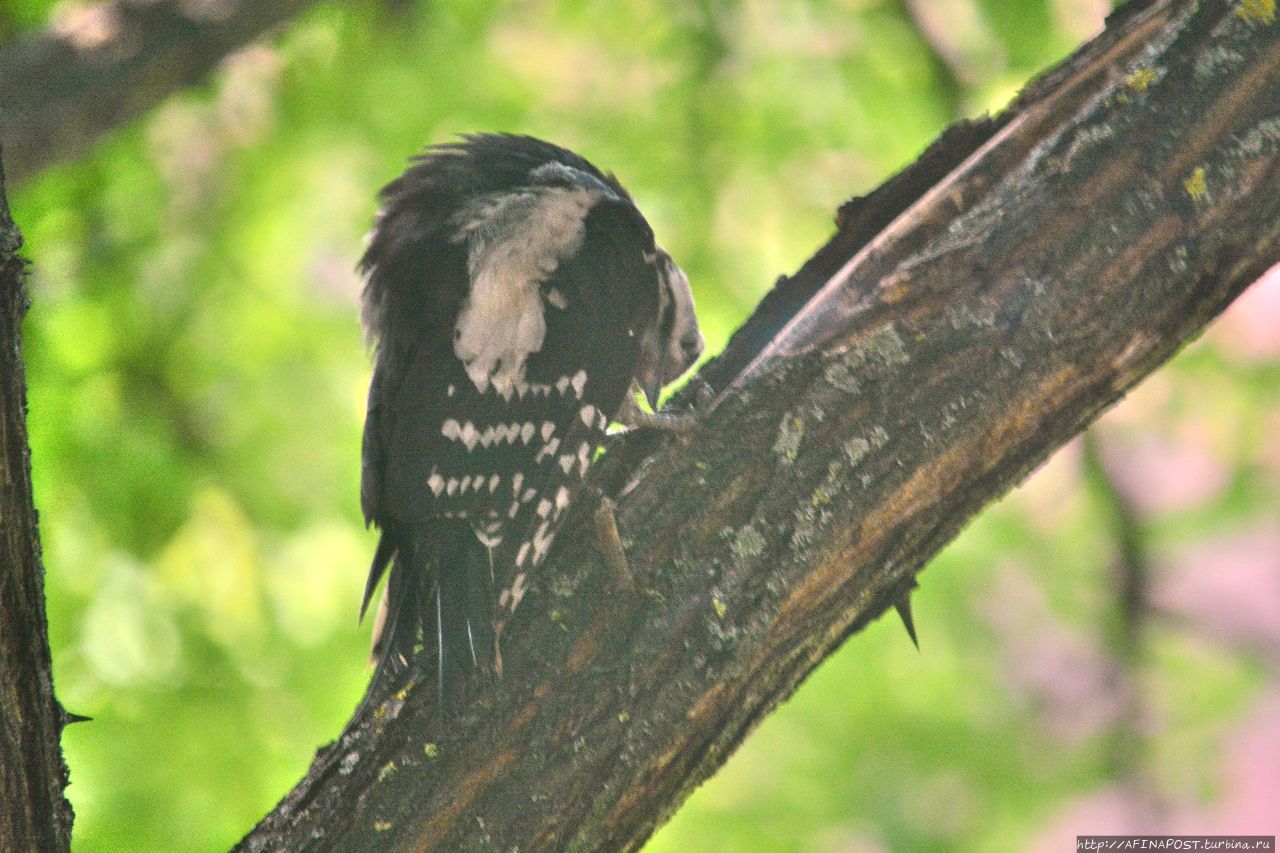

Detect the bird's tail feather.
xmin=361 ymin=526 xmax=495 ymax=720
xmin=360 ymin=545 xmax=429 ymax=714
xmin=435 ymin=533 xmax=496 ymax=716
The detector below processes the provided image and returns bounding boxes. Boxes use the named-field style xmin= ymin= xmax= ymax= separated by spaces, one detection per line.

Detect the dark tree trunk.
xmin=0 ymin=147 xmax=73 ymax=850
xmin=0 ymin=0 xmax=323 ymax=185
xmin=234 ymin=1 xmax=1280 ymax=850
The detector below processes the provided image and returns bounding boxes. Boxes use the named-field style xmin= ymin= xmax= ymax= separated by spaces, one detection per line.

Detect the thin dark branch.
xmin=1082 ymin=432 xmax=1157 ymax=813
xmin=0 ymin=0 xmax=323 ymax=185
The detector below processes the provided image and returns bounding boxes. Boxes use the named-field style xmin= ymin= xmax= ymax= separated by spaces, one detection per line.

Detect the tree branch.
xmin=0 ymin=141 xmax=73 ymax=850
xmin=232 ymin=0 xmax=1273 ymax=847
xmin=0 ymin=0 xmax=323 ymax=185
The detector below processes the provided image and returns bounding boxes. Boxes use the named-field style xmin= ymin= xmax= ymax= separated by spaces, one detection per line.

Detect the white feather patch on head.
xmin=634 ymin=248 xmax=702 ymax=406
xmin=451 ymin=185 xmax=601 ymax=396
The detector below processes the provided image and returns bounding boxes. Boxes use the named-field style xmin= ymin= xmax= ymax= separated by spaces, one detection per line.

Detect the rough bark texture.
xmin=0 ymin=0 xmax=322 ymax=186
xmin=0 ymin=148 xmax=73 ymax=848
xmin=238 ymin=1 xmax=1280 ymax=850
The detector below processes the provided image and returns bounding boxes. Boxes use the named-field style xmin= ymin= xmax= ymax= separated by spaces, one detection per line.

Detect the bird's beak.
xmin=634 ymin=324 xmax=665 ymax=410
xmin=642 ymin=374 xmax=663 ymax=411
xmin=635 ymin=323 xmax=703 ymax=412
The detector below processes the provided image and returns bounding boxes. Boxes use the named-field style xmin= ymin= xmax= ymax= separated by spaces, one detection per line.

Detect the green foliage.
xmin=11 ymin=0 xmax=1278 ymax=850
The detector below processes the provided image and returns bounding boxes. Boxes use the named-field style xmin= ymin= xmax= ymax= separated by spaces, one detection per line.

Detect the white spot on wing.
xmin=428 ymin=470 xmax=445 ymax=497
xmin=536 ymin=499 xmax=552 ymax=518
xmin=571 ymin=370 xmax=588 ymax=398
xmin=509 ymin=572 xmax=529 ymax=608
xmin=520 ymin=422 xmax=535 ymax=444
xmin=541 ymin=421 xmax=555 ymax=441
xmin=536 ymin=437 xmax=561 ymax=462
xmin=460 ymin=422 xmax=480 ymax=451
xmin=531 ymin=521 xmax=556 ymax=564
xmin=559 ymin=455 xmax=574 ymax=475
xmin=442 ymin=419 xmax=461 ymax=441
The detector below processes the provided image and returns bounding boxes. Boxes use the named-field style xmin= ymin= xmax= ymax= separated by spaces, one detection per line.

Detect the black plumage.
xmin=357 ymin=134 xmax=701 ymax=713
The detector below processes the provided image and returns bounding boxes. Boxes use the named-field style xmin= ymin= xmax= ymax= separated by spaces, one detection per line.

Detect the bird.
xmin=357 ymin=134 xmax=703 ymax=715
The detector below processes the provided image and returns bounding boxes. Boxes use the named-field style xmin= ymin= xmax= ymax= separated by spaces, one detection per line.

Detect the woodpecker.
xmin=358 ymin=134 xmax=703 ymax=712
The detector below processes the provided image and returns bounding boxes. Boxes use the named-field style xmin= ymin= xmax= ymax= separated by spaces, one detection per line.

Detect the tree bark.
xmin=0 ymin=0 xmax=323 ymax=186
xmin=237 ymin=0 xmax=1280 ymax=850
xmin=0 ymin=147 xmax=73 ymax=848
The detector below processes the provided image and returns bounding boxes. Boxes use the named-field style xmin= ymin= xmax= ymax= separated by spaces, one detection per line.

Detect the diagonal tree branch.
xmin=0 ymin=0 xmax=323 ymax=186
xmin=237 ymin=0 xmax=1280 ymax=849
